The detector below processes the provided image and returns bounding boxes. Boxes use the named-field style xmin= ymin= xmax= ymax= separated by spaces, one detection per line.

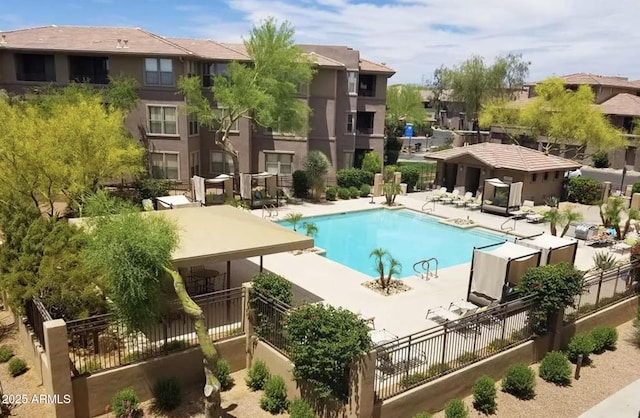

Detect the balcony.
xmin=358 ymin=74 xmax=376 ymax=97
xmin=356 ymin=111 xmax=375 ymax=135
xmin=69 ymin=56 xmax=109 ymax=84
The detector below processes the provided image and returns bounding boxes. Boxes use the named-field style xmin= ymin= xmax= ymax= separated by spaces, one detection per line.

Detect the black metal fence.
xmin=249 ymin=289 xmax=292 ymax=356
xmin=24 ymin=298 xmax=53 ymax=351
xmin=66 ymin=287 xmax=245 ymax=376
xmin=564 ymin=263 xmax=637 ymax=322
xmin=184 ymin=273 xmax=227 ymax=295
xmin=374 ymin=297 xmax=535 ymax=400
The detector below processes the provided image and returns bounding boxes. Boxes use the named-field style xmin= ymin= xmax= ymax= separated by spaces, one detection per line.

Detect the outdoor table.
xmin=370 ymin=329 xmax=399 ymax=346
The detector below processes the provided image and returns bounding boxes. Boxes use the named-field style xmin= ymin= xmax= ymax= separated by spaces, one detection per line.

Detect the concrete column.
xmin=242 ymin=283 xmax=255 ymax=369
xmin=43 ymin=319 xmax=75 ymax=418
xmin=394 ymin=172 xmax=401 ymax=185
xmin=602 ymin=181 xmax=612 ymax=200
xmin=625 ymin=185 xmax=634 ymax=197
xmin=548 ymin=309 xmax=566 ymax=351
xmin=373 ymin=173 xmax=383 ymax=197
xmin=345 ymin=351 xmax=376 ymax=418
xmin=631 ymin=193 xmax=640 ymax=211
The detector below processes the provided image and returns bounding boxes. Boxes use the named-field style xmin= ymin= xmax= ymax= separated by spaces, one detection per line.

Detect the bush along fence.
xmin=248 ymin=288 xmax=292 ymax=355
xmin=24 ymin=298 xmax=53 ymax=351
xmin=564 ymin=263 xmax=638 ymax=323
xmin=66 ymin=287 xmax=245 ymax=375
xmin=373 ymin=296 xmax=536 ymax=401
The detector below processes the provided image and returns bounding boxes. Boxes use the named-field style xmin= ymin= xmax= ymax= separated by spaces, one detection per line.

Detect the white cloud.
xmin=185 ymin=0 xmax=640 ymax=84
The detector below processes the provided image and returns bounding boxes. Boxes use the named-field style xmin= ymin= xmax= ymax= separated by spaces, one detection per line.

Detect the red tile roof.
xmin=426 ymin=142 xmax=581 ymax=172
xmin=599 ymin=93 xmax=640 ymax=117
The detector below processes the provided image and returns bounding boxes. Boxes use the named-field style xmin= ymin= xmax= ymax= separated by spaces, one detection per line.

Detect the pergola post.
xmin=260 ymin=256 xmax=263 ymax=272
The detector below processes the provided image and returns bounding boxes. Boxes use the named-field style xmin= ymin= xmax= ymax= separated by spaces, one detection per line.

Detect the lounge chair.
xmin=454 ymin=192 xmax=474 ymax=208
xmin=440 ymin=190 xmax=460 ymax=205
xmin=466 ymin=195 xmax=482 ymax=210
xmin=525 ymin=212 xmax=544 ymax=223
xmin=611 ymin=236 xmax=636 ymax=253
xmin=431 ymin=187 xmax=447 ymax=201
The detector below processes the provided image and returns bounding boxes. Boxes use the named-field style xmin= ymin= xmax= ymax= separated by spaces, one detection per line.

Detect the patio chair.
xmin=454 ymin=192 xmax=473 ymax=208
xmin=440 ymin=190 xmax=460 ymax=205
xmin=525 ymin=212 xmax=544 ymax=223
xmin=611 ymin=236 xmax=636 ymax=253
xmin=466 ymin=195 xmax=482 ymax=210
xmin=431 ymin=187 xmax=447 ymax=201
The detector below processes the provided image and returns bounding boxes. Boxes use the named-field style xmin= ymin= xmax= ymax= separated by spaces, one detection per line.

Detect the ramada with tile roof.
xmin=426 ymin=142 xmax=581 ymax=204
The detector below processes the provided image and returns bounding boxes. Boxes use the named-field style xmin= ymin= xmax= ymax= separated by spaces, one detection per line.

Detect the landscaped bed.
xmin=431 ymin=321 xmax=640 ymax=418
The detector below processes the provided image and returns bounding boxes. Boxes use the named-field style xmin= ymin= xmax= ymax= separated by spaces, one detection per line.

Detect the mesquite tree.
xmin=83 ymin=200 xmax=224 ymax=417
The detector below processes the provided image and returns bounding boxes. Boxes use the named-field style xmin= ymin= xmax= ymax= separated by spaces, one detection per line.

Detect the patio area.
xmin=244 ymin=193 xmax=627 ymax=338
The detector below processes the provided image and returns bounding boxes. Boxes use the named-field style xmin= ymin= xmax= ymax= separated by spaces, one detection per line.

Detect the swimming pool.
xmin=278 ymin=209 xmax=508 ymax=278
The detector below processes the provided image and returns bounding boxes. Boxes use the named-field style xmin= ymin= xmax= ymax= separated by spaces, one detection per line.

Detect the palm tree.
xmin=302 ymin=221 xmax=318 ymax=237
xmin=600 ymin=197 xmax=625 ymax=239
xmin=383 ymin=181 xmax=402 ymax=206
xmin=284 ymin=212 xmax=303 ymax=231
xmin=560 ymin=205 xmax=584 ymax=237
xmin=543 ymin=207 xmax=564 ymax=236
xmin=623 ymin=207 xmax=640 ymax=238
xmin=370 ymin=248 xmax=389 ymax=289
xmin=385 ymin=257 xmax=402 ymax=294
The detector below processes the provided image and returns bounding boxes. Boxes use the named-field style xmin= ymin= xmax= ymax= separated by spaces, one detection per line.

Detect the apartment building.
xmin=0 ymin=25 xmax=394 ymax=184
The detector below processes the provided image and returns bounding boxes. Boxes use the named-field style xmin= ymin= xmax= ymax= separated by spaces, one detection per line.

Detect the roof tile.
xmin=599 ymin=93 xmax=640 ymax=117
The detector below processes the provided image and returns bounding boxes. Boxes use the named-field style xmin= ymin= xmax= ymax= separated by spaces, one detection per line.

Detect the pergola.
xmin=156 ymin=205 xmax=313 ymax=287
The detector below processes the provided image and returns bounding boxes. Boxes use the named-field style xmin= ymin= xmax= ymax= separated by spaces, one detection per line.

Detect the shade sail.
xmin=516 ymin=234 xmax=577 ymax=266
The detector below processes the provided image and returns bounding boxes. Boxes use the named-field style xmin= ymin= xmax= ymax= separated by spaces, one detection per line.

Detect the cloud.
xmin=185 ymin=0 xmax=640 ymax=83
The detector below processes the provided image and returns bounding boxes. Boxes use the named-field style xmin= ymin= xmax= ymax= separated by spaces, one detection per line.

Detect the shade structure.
xmin=467 ymin=242 xmax=541 ymax=306
xmin=480 ymin=178 xmax=523 ymax=216
xmin=156 ymin=195 xmax=201 ymax=210
xmin=515 ymin=233 xmax=578 ymax=266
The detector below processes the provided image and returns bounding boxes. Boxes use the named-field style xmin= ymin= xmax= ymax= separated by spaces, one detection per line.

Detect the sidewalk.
xmin=578 ymin=378 xmax=640 ymax=418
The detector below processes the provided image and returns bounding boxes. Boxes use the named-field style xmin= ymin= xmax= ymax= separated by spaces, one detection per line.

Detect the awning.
xmin=157 ymin=205 xmax=313 ymax=262
xmin=206 ymin=174 xmax=234 ymax=184
xmin=485 ymin=242 xmax=540 ymax=259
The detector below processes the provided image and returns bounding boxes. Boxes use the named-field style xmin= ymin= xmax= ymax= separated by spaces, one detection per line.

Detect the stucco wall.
xmin=72 ymin=336 xmax=245 ymax=418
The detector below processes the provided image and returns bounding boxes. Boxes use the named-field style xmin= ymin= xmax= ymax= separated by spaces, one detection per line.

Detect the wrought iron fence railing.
xmin=24 ymin=298 xmax=53 ymax=351
xmin=248 ymin=289 xmax=292 ymax=356
xmin=374 ymin=296 xmax=535 ymax=401
xmin=66 ymin=287 xmax=245 ymax=376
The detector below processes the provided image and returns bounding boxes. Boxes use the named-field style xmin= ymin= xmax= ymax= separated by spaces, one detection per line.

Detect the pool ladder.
xmin=421 ymin=200 xmax=436 ymax=212
xmin=262 ymin=204 xmax=279 ymax=219
xmin=413 ymin=257 xmax=439 ymax=280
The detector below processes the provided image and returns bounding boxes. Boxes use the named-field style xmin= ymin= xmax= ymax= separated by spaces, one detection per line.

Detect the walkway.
xmin=578 ymin=378 xmax=640 ymax=418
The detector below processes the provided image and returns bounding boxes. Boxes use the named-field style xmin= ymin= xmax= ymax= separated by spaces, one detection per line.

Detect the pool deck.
xmin=249 ymin=193 xmax=627 ymax=338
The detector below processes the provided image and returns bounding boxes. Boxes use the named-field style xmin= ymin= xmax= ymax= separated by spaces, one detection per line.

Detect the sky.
xmin=2 ymin=0 xmax=640 ymax=85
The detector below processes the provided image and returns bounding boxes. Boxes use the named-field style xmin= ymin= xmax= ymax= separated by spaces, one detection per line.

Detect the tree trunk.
xmin=560 ymin=223 xmax=570 ymax=237
xmin=550 ymin=222 xmax=557 ymax=236
xmin=165 ymin=268 xmax=222 ymax=417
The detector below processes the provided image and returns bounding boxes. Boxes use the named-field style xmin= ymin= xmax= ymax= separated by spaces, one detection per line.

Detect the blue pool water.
xmin=278 ymin=209 xmax=508 ymax=278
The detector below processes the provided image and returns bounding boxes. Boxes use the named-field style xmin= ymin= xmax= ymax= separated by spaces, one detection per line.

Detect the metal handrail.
xmin=413 ymin=257 xmax=439 ymax=279
xmin=421 ymin=200 xmax=435 ymax=212
xmin=501 ymin=217 xmax=516 ymax=232
xmin=262 ymin=205 xmax=272 ymax=218
xmin=269 ymin=204 xmax=279 ymax=217
xmin=423 ymin=257 xmax=439 ymax=278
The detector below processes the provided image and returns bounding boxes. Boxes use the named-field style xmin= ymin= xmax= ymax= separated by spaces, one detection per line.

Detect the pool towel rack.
xmin=413 ymin=257 xmax=439 ymax=279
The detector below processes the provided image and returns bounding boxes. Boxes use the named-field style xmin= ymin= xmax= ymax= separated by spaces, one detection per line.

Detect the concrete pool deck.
xmin=249 ymin=193 xmax=627 ymax=338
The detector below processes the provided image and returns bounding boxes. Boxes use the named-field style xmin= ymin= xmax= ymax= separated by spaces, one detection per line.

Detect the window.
xmin=210 ymin=151 xmax=234 ymax=174
xmin=543 ymin=172 xmax=549 ymax=181
xmin=150 ymin=152 xmax=179 ymax=180
xmin=532 ymin=173 xmax=537 ymax=182
xmin=346 ymin=113 xmax=355 ymax=134
xmin=15 ymin=53 xmax=56 ymax=82
xmin=189 ymin=151 xmax=200 ymax=177
xmin=358 ymin=74 xmax=376 ymax=97
xmin=343 ymin=151 xmax=354 ymax=168
xmin=347 ymin=71 xmax=358 ymax=94
xmin=69 ymin=56 xmax=109 ymax=84
xmin=555 ymin=171 xmax=560 ymax=179
xmin=148 ymin=106 xmax=177 ymax=135
xmin=213 ymin=108 xmax=239 ymax=132
xmin=144 ymin=58 xmax=173 ymax=85
xmin=188 ymin=114 xmax=199 ymax=135
xmin=355 ymin=111 xmax=374 ymax=135
xmin=265 ymin=153 xmax=293 ymax=175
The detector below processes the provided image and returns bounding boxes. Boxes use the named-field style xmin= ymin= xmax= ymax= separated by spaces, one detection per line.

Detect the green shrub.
xmin=336 ymin=168 xmax=373 ymax=188
xmin=399 ymin=372 xmax=427 ymax=388
xmin=567 ymin=177 xmax=602 ymax=205
xmin=153 ymin=376 xmax=182 ymax=412
xmin=632 ymin=182 xmax=640 ymax=196
xmin=122 ymin=350 xmax=148 ymax=364
xmin=161 ymin=340 xmax=189 ymax=352
xmin=216 ymin=358 xmax=234 ymax=391
xmin=539 ymin=351 xmax=571 ymax=386
xmin=251 ymin=271 xmax=293 ymax=305
xmin=349 ymin=186 xmax=360 ymax=198
xmin=292 ymin=170 xmax=309 ymax=198
xmin=592 ymin=151 xmax=609 ymax=168
xmin=428 ymin=362 xmax=451 ymax=377
xmin=0 ymin=346 xmax=14 ymax=363
xmin=246 ymin=360 xmax=270 ymax=391
xmin=137 ymin=178 xmax=171 ymax=200
xmin=337 ymin=187 xmax=351 ymax=200
xmin=567 ymin=332 xmax=595 ymax=362
xmin=487 ymin=338 xmax=512 ymax=352
xmin=444 ymin=398 xmax=469 ymax=418
xmin=111 ymin=387 xmax=139 ymax=417
xmin=325 ymin=186 xmax=338 ymax=201
xmin=288 ymin=398 xmax=315 ymax=418
xmin=79 ymin=359 xmax=102 ymax=374
xmin=412 ymin=413 xmax=433 ymax=418
xmin=590 ymin=326 xmax=618 ymax=353
xmin=362 ymin=151 xmax=382 ymax=173
xmin=8 ymin=357 xmax=27 ymax=377
xmin=502 ymin=363 xmax=535 ymax=400
xmin=397 ymin=165 xmax=420 ymax=191
xmin=456 ymin=351 xmax=478 ymax=364
xmin=285 ymin=304 xmax=372 ymax=403
xmin=472 ymin=376 xmax=497 ymax=414
xmin=359 ymin=184 xmax=371 ymax=197
xmin=260 ymin=375 xmax=289 ymax=413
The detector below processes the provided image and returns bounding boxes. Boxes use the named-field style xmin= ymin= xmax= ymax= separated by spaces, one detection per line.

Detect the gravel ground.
xmin=0 ymin=310 xmax=54 ymax=418
xmin=432 ymin=321 xmax=640 ymax=418
xmin=97 ymin=369 xmax=289 ymax=418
